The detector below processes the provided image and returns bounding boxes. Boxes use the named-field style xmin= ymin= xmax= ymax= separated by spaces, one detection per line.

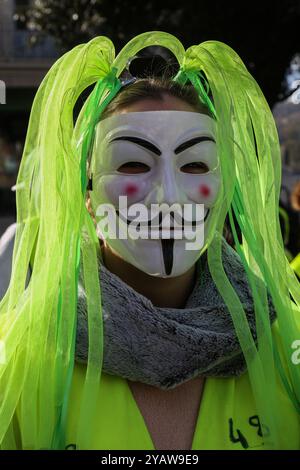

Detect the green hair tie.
xmin=173 ymin=67 xmax=216 ymax=118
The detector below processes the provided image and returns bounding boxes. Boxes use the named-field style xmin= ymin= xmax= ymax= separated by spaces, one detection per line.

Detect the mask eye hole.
xmin=180 ymin=162 xmax=209 ymax=174
xmin=117 ymin=162 xmax=150 ymax=174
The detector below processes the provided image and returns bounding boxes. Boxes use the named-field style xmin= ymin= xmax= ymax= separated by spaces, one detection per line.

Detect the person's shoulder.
xmin=271 ymin=302 xmax=300 ymax=414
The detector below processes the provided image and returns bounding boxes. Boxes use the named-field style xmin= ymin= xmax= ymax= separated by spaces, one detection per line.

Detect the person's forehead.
xmin=95 ymin=110 xmax=216 ymax=144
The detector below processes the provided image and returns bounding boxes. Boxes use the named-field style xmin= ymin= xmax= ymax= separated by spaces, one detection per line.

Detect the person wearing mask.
xmin=0 ymin=32 xmax=299 ymax=450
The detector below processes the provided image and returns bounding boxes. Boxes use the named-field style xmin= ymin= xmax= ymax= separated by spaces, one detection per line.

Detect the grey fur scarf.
xmin=75 ymin=241 xmax=276 ymax=390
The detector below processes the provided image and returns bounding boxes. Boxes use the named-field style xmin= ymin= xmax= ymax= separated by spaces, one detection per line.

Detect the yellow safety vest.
xmin=65 ymin=317 xmax=300 ymax=450
xmin=291 ymin=253 xmax=300 ymax=278
xmin=8 ymin=306 xmax=300 ymax=450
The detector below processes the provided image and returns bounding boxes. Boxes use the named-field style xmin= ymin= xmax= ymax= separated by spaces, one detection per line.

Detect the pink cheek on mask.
xmin=198 ymin=184 xmax=211 ymax=198
xmin=123 ymin=183 xmax=138 ymax=196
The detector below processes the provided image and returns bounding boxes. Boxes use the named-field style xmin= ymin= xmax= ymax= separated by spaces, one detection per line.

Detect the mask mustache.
xmin=116 ymin=208 xmax=209 ymax=229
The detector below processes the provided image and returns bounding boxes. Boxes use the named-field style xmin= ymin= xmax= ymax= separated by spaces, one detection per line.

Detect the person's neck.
xmin=101 ymin=243 xmax=197 ymax=309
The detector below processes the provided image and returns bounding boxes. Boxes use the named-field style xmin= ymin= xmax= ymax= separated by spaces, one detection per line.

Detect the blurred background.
xmin=0 ymin=0 xmax=300 ymax=258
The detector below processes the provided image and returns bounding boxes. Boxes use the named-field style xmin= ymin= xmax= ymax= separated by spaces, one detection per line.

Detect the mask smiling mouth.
xmin=115 ymin=209 xmax=210 ymax=231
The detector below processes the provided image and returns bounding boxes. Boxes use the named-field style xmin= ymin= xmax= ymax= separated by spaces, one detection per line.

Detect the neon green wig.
xmin=0 ymin=31 xmax=299 ymax=450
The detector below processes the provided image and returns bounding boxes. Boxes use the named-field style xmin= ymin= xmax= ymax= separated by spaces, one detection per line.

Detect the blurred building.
xmin=273 ymin=85 xmax=300 ymax=256
xmin=0 ymin=0 xmax=58 ymax=225
xmin=274 ymin=87 xmax=300 ymax=198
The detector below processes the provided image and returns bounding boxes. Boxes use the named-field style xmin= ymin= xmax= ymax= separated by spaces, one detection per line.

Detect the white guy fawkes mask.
xmin=89 ymin=110 xmax=221 ymax=277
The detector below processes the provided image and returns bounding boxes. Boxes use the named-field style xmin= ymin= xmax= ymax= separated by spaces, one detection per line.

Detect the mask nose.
xmin=144 ymin=160 xmax=186 ymax=206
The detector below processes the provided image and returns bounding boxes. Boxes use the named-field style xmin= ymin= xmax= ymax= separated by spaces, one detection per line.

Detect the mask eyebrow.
xmin=110 ymin=136 xmax=161 ymax=156
xmin=174 ymin=136 xmax=216 ymax=155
